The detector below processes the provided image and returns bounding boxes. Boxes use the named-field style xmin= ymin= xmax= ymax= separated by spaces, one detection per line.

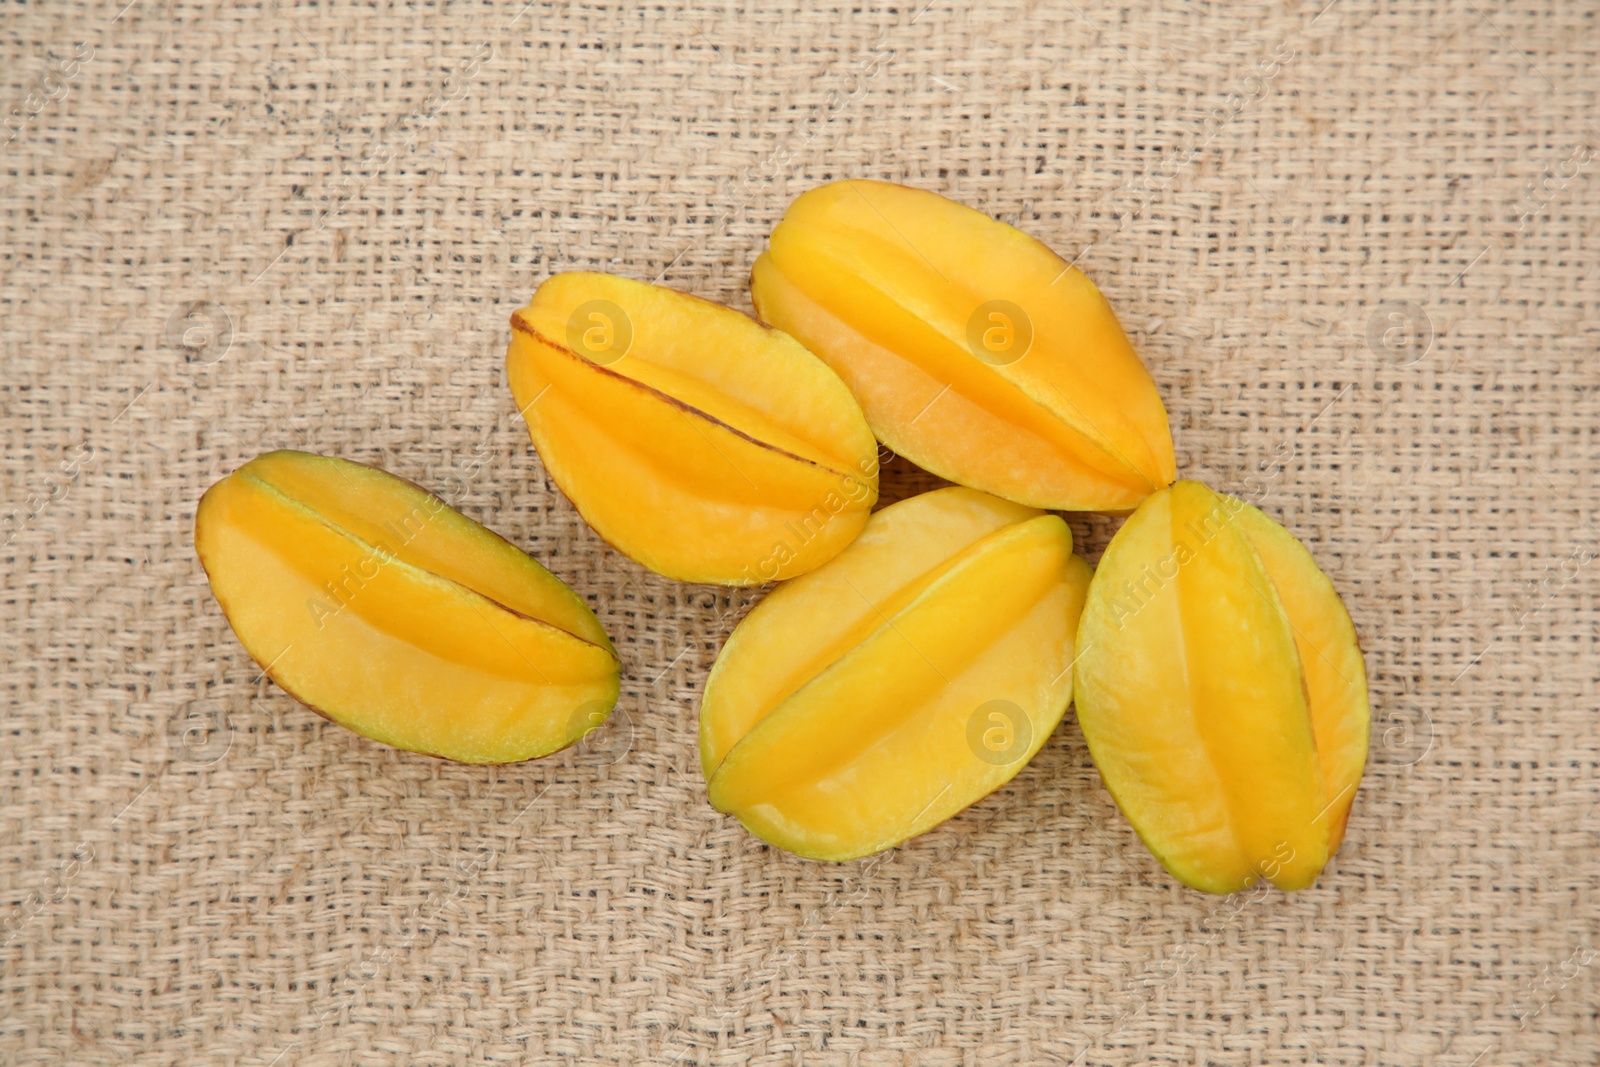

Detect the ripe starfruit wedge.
xmin=1074 ymin=480 xmax=1370 ymax=892
xmin=195 ymin=450 xmax=620 ymax=764
xmin=701 ymin=486 xmax=1092 ymax=860
xmin=506 ymin=272 xmax=879 ymax=585
xmin=750 ymin=179 xmax=1176 ymax=512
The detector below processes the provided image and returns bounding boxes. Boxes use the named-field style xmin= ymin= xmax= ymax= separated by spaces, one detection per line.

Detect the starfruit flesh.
xmin=506 ymin=272 xmax=879 ymax=585
xmin=195 ymin=450 xmax=620 ymax=764
xmin=750 ymin=179 xmax=1176 ymax=512
xmin=701 ymin=486 xmax=1092 ymax=861
xmin=1073 ymin=480 xmax=1369 ymax=893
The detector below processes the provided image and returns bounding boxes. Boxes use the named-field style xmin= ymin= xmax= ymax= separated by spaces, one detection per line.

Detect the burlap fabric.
xmin=3 ymin=0 xmax=1597 ymax=1062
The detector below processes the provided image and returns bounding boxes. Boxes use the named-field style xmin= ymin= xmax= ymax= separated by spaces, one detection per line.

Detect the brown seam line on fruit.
xmin=238 ymin=472 xmax=616 ymax=673
xmin=510 ymin=313 xmax=857 ymax=481
xmin=672 ymin=405 xmax=762 ymax=491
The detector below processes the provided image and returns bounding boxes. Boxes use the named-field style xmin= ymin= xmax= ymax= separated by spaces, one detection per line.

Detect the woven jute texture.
xmin=3 ymin=0 xmax=1597 ymax=1063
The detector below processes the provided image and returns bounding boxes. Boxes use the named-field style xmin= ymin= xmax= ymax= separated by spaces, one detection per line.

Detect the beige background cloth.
xmin=3 ymin=0 xmax=1597 ymax=1062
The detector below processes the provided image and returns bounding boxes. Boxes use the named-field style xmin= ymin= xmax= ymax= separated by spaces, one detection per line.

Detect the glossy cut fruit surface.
xmin=1073 ymin=480 xmax=1369 ymax=893
xmin=701 ymin=486 xmax=1092 ymax=861
xmin=751 ymin=179 xmax=1175 ymax=512
xmin=195 ymin=450 xmax=620 ymax=764
xmin=506 ymin=271 xmax=879 ymax=585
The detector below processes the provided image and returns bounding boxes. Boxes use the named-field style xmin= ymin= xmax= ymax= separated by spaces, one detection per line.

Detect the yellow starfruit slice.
xmin=507 ymin=272 xmax=879 ymax=585
xmin=1074 ymin=480 xmax=1370 ymax=892
xmin=195 ymin=450 xmax=620 ymax=764
xmin=701 ymin=486 xmax=1092 ymax=860
xmin=751 ymin=179 xmax=1175 ymax=512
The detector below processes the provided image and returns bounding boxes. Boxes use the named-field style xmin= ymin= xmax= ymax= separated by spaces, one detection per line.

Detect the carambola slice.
xmin=702 ymin=487 xmax=1092 ymax=860
xmin=195 ymin=450 xmax=620 ymax=764
xmin=1073 ymin=481 xmax=1369 ymax=892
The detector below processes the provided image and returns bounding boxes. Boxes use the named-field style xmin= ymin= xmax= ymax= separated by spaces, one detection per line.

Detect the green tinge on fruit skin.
xmin=1073 ymin=480 xmax=1369 ymax=894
